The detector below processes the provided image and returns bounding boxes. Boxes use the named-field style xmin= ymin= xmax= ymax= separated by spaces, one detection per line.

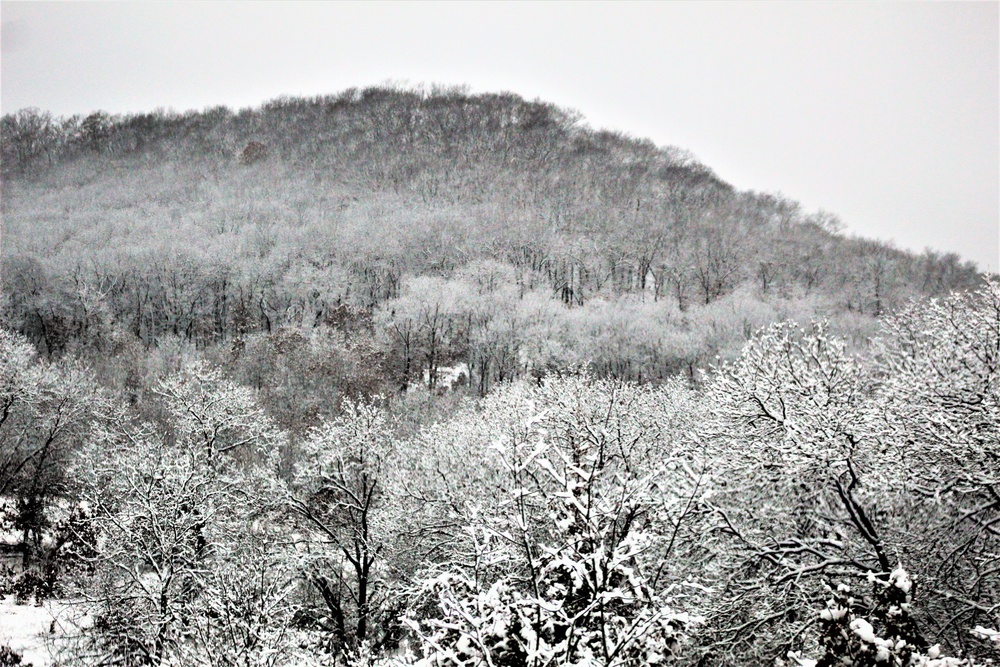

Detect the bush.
xmin=0 ymin=645 xmax=31 ymax=667
xmin=785 ymin=566 xmax=968 ymax=667
xmin=11 ymin=568 xmax=55 ymax=605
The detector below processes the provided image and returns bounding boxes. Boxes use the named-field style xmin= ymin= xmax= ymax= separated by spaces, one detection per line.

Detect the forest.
xmin=0 ymin=86 xmax=996 ymax=665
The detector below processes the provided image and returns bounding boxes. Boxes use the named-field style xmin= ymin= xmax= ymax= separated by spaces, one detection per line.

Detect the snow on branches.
xmin=404 ymin=376 xmax=704 ymax=666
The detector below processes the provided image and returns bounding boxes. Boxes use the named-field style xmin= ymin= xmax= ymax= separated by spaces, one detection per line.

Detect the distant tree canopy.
xmin=0 ymin=85 xmax=983 ymax=395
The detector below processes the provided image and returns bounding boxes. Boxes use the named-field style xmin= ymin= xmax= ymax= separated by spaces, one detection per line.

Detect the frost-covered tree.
xmin=699 ymin=321 xmax=898 ymax=662
xmin=288 ymin=397 xmax=403 ymax=660
xmin=874 ymin=277 xmax=998 ymax=497
xmin=870 ymin=277 xmax=1000 ymax=658
xmin=71 ymin=364 xmax=287 ymax=666
xmin=700 ymin=297 xmax=1000 ymax=662
xmin=179 ymin=543 xmax=303 ymax=667
xmin=0 ymin=328 xmax=104 ymax=582
xmin=378 ymin=276 xmax=469 ymax=391
xmin=154 ymin=361 xmax=282 ymax=461
xmin=403 ymin=376 xmax=706 ymax=666
xmin=79 ymin=425 xmax=248 ymax=664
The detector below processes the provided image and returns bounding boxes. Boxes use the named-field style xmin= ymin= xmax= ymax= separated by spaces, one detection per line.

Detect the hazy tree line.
xmin=0 ymin=86 xmax=982 ymax=399
xmin=0 ymin=279 xmax=996 ymax=665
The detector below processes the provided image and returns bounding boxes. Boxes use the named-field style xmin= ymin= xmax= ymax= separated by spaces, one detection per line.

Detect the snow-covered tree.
xmin=288 ymin=397 xmax=402 ymax=660
xmin=874 ymin=277 xmax=998 ymax=491
xmin=700 ymin=297 xmax=1000 ymax=662
xmin=180 ymin=543 xmax=303 ymax=667
xmin=0 ymin=328 xmax=104 ymax=587
xmin=80 ymin=426 xmax=247 ymax=664
xmin=699 ymin=321 xmax=898 ymax=662
xmin=154 ymin=361 xmax=282 ymax=461
xmin=869 ymin=277 xmax=1000 ymax=658
xmin=71 ymin=363 xmax=287 ymax=666
xmin=784 ymin=566 xmax=969 ymax=667
xmin=403 ymin=375 xmax=705 ymax=666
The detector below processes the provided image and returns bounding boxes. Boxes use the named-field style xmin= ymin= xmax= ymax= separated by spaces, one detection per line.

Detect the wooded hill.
xmin=1 ymin=86 xmax=982 ymax=404
xmin=1 ymin=87 xmax=997 ymax=666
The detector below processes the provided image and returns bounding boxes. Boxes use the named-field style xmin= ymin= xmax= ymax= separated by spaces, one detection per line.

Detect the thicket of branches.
xmin=1 ymin=277 xmax=996 ymax=666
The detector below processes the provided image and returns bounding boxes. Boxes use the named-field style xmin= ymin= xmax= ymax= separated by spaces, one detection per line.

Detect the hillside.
xmin=1 ymin=86 xmax=997 ymax=666
xmin=1 ymin=85 xmax=982 ymax=400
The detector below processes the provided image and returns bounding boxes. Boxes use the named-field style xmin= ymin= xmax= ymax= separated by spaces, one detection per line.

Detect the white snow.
xmin=850 ymin=618 xmax=879 ymax=644
xmin=818 ymin=602 xmax=847 ymax=621
xmin=889 ymin=565 xmax=912 ymax=594
xmin=0 ymin=596 xmax=57 ymax=666
xmin=0 ymin=596 xmax=84 ymax=667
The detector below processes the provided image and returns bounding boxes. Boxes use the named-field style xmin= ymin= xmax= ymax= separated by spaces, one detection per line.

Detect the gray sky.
xmin=2 ymin=1 xmax=997 ymax=271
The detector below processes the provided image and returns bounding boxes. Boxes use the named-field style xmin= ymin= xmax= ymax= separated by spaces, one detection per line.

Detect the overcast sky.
xmin=2 ymin=1 xmax=997 ymax=271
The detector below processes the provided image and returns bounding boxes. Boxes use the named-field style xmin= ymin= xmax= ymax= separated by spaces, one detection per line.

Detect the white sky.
xmin=2 ymin=1 xmax=997 ymax=271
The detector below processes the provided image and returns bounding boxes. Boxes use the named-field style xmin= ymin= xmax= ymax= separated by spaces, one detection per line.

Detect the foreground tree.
xmin=699 ymin=322 xmax=901 ymax=662
xmin=403 ymin=376 xmax=705 ymax=666
xmin=0 ymin=328 xmax=103 ymax=592
xmin=70 ymin=363 xmax=291 ymax=666
xmin=700 ymin=300 xmax=1000 ymax=663
xmin=783 ymin=567 xmax=967 ymax=667
xmin=870 ymin=277 xmax=1000 ymax=658
xmin=288 ymin=397 xmax=403 ymax=661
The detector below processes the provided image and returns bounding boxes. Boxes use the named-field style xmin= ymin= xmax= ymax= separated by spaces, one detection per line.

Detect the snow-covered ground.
xmin=0 ymin=596 xmax=81 ymax=667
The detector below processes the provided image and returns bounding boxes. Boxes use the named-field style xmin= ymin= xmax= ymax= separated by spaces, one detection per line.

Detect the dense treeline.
xmin=0 ymin=279 xmax=996 ymax=665
xmin=1 ymin=86 xmax=982 ymax=399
